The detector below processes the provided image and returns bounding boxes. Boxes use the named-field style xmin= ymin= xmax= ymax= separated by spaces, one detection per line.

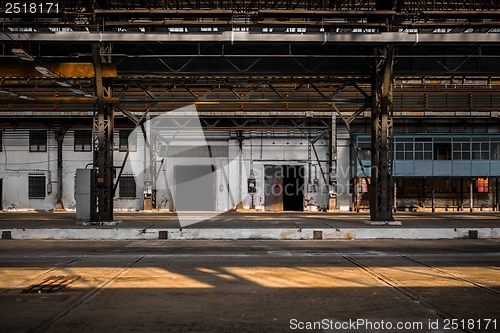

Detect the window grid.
xmin=74 ymin=130 xmax=92 ymax=152
xmin=452 ymin=138 xmax=471 ymax=160
xmin=395 ymin=138 xmax=414 ymax=160
xmin=392 ymin=136 xmax=495 ymax=161
xmin=356 ymin=137 xmax=371 ymax=160
xmin=414 ymin=140 xmax=433 ymax=160
xmin=491 ymin=140 xmax=500 ymax=160
xmin=29 ymin=130 xmax=47 ymax=152
xmin=119 ymin=176 xmax=136 ymax=198
xmin=28 ymin=176 xmax=46 ymax=199
xmin=119 ymin=130 xmax=134 ymax=152
xmin=471 ymin=138 xmax=489 ymax=160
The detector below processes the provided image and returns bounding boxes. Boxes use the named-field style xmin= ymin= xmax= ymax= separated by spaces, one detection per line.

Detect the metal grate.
xmin=22 ymin=276 xmax=81 ymax=294
xmin=28 ymin=176 xmax=46 ymax=199
xmin=313 ymin=230 xmax=323 ymax=240
xmin=119 ymin=175 xmax=136 ymax=198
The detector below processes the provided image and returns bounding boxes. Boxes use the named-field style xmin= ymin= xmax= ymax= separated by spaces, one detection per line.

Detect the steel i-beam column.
xmin=329 ymin=111 xmax=338 ymax=210
xmin=369 ymin=45 xmax=395 ymax=222
xmin=53 ymin=128 xmax=66 ymax=211
xmin=91 ymin=43 xmax=114 ymax=221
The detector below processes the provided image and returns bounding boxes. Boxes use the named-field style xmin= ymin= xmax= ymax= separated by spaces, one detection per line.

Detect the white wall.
xmin=1 ymin=129 xmax=57 ymax=210
xmin=239 ymin=136 xmax=331 ymax=211
xmin=337 ymin=128 xmax=352 ymax=211
xmin=0 ymin=129 xmax=339 ymax=212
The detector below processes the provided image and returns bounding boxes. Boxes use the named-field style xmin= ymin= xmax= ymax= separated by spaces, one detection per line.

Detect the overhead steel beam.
xmin=0 ymin=63 xmax=117 ymax=79
xmin=0 ymin=97 xmax=118 ymax=104
xmin=3 ymin=32 xmax=500 ymax=44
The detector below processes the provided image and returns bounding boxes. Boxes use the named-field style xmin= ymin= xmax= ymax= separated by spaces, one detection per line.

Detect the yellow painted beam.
xmin=0 ymin=97 xmax=119 ymax=104
xmin=0 ymin=63 xmax=117 ymax=79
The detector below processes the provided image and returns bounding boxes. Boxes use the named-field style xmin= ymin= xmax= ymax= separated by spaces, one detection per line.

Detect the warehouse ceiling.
xmin=1 ymin=0 xmax=500 ymax=120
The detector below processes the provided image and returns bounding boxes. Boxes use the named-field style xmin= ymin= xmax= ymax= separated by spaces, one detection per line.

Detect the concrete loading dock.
xmin=0 ymin=211 xmax=499 ymax=240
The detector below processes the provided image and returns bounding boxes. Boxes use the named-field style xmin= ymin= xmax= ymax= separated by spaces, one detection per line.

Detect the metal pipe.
xmin=470 ymin=178 xmax=474 ymax=212
xmin=460 ymin=178 xmax=464 ymax=211
xmin=4 ymin=31 xmax=500 ymax=44
xmin=54 ymin=129 xmax=65 ymax=210
xmin=496 ymin=177 xmax=499 ymax=212
xmin=432 ymin=177 xmax=435 ymax=213
xmin=393 ymin=178 xmax=397 ymax=213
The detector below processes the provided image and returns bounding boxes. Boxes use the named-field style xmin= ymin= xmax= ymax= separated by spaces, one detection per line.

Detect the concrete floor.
xmin=1 ymin=240 xmax=499 ymax=332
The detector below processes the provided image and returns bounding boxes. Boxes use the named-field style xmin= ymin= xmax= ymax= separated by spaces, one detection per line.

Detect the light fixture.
xmin=12 ymin=48 xmax=34 ymax=61
xmin=19 ymin=95 xmax=35 ymax=101
xmin=0 ymin=89 xmax=18 ymax=97
xmin=84 ymin=93 xmax=98 ymax=99
xmin=55 ymin=80 xmax=72 ymax=87
xmin=35 ymin=66 xmax=55 ymax=77
xmin=70 ymin=87 xmax=86 ymax=95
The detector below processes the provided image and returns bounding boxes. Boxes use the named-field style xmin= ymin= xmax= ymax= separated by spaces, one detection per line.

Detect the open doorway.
xmin=264 ymin=165 xmax=304 ymax=211
xmin=283 ymin=165 xmax=304 ymax=211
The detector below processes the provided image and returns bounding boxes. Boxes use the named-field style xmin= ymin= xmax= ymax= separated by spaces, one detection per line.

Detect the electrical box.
xmin=76 ymin=169 xmax=92 ymax=223
xmin=144 ymin=193 xmax=153 ymax=210
xmin=248 ymin=178 xmax=256 ymax=194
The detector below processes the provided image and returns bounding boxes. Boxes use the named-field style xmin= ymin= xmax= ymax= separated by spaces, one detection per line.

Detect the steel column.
xmin=92 ymin=43 xmax=114 ymax=222
xmin=369 ymin=45 xmax=395 ymax=221
xmin=53 ymin=128 xmax=66 ymax=211
xmin=329 ymin=111 xmax=337 ymax=210
xmin=470 ymin=178 xmax=474 ymax=212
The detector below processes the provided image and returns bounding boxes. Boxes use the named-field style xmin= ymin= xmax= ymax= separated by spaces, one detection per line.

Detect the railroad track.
xmin=342 ymin=255 xmax=500 ymax=333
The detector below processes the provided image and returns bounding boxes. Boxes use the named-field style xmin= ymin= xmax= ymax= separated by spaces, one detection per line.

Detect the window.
xmin=74 ymin=130 xmax=92 ymax=152
xmin=29 ymin=130 xmax=47 ymax=152
xmin=28 ymin=175 xmax=46 ymax=199
xmin=356 ymin=137 xmax=371 ymax=160
xmin=395 ymin=137 xmax=413 ymax=160
xmin=119 ymin=176 xmax=136 ymax=198
xmin=119 ymin=130 xmax=135 ymax=152
xmin=163 ymin=145 xmax=229 ymax=158
xmin=452 ymin=138 xmax=471 ymax=160
xmin=471 ymin=138 xmax=489 ymax=160
xmin=476 ymin=178 xmax=489 ymax=193
xmin=491 ymin=139 xmax=500 ymax=160
xmin=414 ymin=137 xmax=433 ymax=160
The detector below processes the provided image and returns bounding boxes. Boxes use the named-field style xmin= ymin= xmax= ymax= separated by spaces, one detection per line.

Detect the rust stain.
xmin=280 ymin=231 xmax=295 ymax=239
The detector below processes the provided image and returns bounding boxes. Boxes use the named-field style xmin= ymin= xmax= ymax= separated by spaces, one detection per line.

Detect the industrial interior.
xmin=1 ymin=0 xmax=500 ymax=222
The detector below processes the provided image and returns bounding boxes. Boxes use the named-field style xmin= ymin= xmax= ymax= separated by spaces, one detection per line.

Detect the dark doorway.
xmin=283 ymin=165 xmax=305 ymax=211
xmin=174 ymin=165 xmax=215 ymax=211
xmin=264 ymin=165 xmax=283 ymax=211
